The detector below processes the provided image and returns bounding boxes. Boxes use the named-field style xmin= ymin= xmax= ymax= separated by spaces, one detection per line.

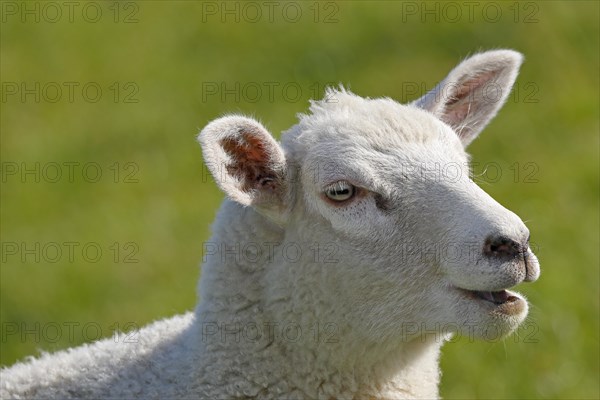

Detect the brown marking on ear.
xmin=220 ymin=129 xmax=278 ymax=193
xmin=442 ymin=70 xmax=499 ymax=140
xmin=446 ymin=70 xmax=496 ymax=106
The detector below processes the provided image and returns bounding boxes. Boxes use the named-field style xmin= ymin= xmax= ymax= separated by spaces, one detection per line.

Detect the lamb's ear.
xmin=412 ymin=50 xmax=523 ymax=147
xmin=198 ymin=115 xmax=286 ymax=209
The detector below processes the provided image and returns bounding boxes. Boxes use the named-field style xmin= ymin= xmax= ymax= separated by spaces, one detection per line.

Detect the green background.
xmin=1 ymin=1 xmax=598 ymax=398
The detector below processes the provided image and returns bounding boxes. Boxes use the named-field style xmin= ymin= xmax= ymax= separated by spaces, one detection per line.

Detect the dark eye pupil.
xmin=325 ymin=182 xmax=354 ymax=201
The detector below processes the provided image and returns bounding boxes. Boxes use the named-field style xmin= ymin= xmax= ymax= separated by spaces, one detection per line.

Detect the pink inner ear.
xmin=442 ymin=70 xmax=498 ymax=139
xmin=446 ymin=70 xmax=496 ymax=106
xmin=220 ymin=129 xmax=277 ymax=193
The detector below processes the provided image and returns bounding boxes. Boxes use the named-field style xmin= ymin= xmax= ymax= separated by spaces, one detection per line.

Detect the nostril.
xmin=483 ymin=235 xmax=523 ymax=259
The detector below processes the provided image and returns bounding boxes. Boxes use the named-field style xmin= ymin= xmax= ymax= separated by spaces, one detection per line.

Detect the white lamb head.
xmin=199 ymin=49 xmax=540 ymax=346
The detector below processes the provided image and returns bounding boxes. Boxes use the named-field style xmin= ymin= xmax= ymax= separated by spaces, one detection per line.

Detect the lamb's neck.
xmin=195 ymin=200 xmax=443 ymax=399
xmin=195 ymin=200 xmax=283 ymax=316
xmin=347 ymin=337 xmax=443 ymax=399
xmin=276 ymin=319 xmax=444 ymax=399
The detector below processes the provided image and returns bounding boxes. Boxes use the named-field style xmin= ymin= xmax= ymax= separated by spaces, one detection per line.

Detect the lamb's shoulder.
xmin=0 ymin=312 xmax=195 ymax=399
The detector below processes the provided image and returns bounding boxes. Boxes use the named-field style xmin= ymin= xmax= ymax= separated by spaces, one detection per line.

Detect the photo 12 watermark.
xmin=1 ymin=1 xmax=140 ymax=24
xmin=1 ymin=241 xmax=140 ymax=264
xmin=399 ymin=81 xmax=540 ymax=104
xmin=201 ymin=321 xmax=339 ymax=344
xmin=200 ymin=81 xmax=338 ymax=104
xmin=202 ymin=241 xmax=340 ymax=265
xmin=1 ymin=321 xmax=140 ymax=344
xmin=399 ymin=1 xmax=540 ymax=24
xmin=200 ymin=1 xmax=340 ymax=24
xmin=398 ymin=320 xmax=540 ymax=343
xmin=1 ymin=161 xmax=140 ymax=184
xmin=1 ymin=82 xmax=140 ymax=104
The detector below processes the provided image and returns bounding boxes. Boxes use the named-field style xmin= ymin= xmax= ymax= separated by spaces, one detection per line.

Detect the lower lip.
xmin=459 ymin=289 xmax=527 ymax=315
xmin=492 ymin=295 xmax=526 ymax=315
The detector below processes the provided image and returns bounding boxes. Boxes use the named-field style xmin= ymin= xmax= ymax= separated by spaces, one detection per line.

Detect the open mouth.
xmin=455 ymin=286 xmax=524 ymax=309
xmin=466 ymin=289 xmax=519 ymax=305
xmin=457 ymin=286 xmax=527 ymax=316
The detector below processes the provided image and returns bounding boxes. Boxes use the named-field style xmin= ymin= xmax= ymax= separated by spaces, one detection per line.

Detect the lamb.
xmin=0 ymin=49 xmax=540 ymax=399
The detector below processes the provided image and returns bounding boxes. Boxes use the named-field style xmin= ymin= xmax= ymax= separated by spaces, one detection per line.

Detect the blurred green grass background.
xmin=1 ymin=1 xmax=598 ymax=398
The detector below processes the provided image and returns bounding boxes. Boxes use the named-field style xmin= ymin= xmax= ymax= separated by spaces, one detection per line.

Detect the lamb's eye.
xmin=325 ymin=181 xmax=355 ymax=202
